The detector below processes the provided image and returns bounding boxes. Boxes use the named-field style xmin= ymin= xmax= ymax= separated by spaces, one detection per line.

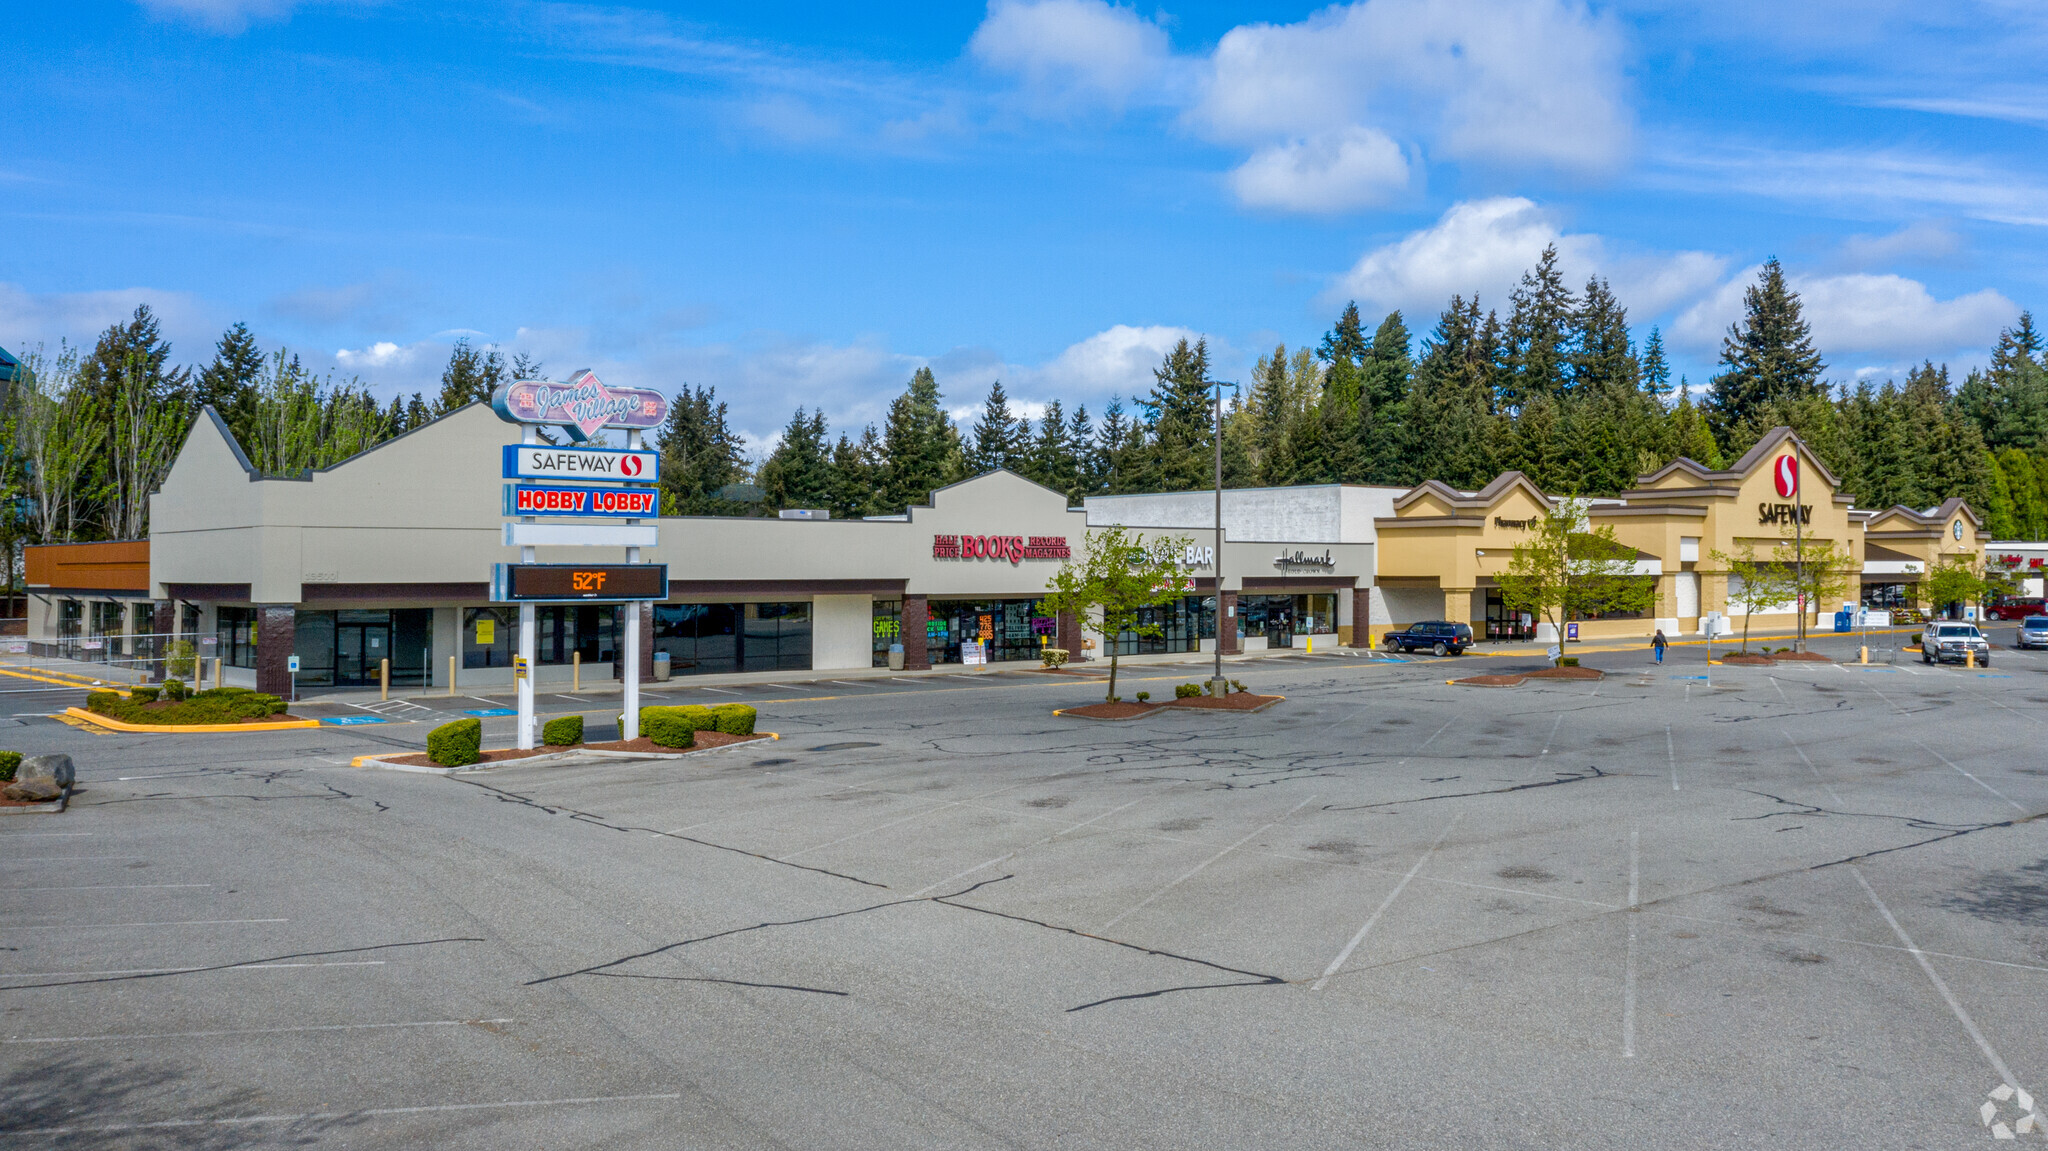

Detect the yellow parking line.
xmin=0 ymin=665 xmax=129 ymax=693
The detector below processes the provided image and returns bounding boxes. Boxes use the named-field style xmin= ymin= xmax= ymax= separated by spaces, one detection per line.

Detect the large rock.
xmin=17 ymin=754 xmax=74 ymax=788
xmin=4 ymin=777 xmax=60 ymax=802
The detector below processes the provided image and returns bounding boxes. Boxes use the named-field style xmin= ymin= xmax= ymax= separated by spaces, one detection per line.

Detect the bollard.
xmin=379 ymin=657 xmax=389 ymax=701
xmin=573 ymin=651 xmax=580 ymax=693
xmin=448 ymin=655 xmax=457 ymax=697
xmin=214 ymin=656 xmax=223 ymax=689
xmin=1966 ymin=648 xmax=1976 ymax=669
xmin=1859 ymin=645 xmax=1869 ymax=665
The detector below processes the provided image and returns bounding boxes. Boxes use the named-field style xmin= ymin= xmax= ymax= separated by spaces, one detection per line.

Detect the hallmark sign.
xmin=492 ymin=369 xmax=668 ymax=441
xmin=932 ymin=534 xmax=1071 ymax=563
xmin=1274 ymin=548 xmax=1335 ymax=571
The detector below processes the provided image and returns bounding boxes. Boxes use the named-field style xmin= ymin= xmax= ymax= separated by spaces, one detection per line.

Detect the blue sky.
xmin=5 ymin=1 xmax=2046 ymax=448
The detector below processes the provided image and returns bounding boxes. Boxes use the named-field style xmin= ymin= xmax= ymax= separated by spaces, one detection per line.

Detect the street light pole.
xmin=1210 ymin=379 xmax=1228 ymax=697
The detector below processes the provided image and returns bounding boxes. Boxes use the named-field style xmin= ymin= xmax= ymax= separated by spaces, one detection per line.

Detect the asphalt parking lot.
xmin=2 ymin=627 xmax=2044 ymax=1148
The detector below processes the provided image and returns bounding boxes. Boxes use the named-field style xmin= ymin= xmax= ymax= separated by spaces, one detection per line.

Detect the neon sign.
xmin=492 ymin=369 xmax=668 ymax=441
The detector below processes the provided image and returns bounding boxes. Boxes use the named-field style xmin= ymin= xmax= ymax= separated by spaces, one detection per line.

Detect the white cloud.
xmin=969 ymin=0 xmax=1175 ymax=108
xmin=0 ymin=282 xmax=219 ymax=363
xmin=136 ymin=0 xmax=299 ymax=34
xmin=1197 ymin=0 xmax=1629 ymax=211
xmin=1649 ymin=141 xmax=2048 ymax=229
xmin=1672 ymin=266 xmax=2015 ymax=363
xmin=1230 ymin=127 xmax=1410 ymax=213
xmin=1836 ymin=221 xmax=1963 ymax=268
xmin=1025 ymin=323 xmax=1202 ymax=396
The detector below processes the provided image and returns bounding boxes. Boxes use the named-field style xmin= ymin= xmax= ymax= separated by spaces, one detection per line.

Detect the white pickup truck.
xmin=1922 ymin=622 xmax=1991 ymax=666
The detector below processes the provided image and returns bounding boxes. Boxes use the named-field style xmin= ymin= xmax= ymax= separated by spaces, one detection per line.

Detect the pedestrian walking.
xmin=1652 ymin=629 xmax=1668 ymax=664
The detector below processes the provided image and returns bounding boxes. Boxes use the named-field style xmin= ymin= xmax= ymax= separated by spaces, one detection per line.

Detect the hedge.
xmin=541 ymin=715 xmax=584 ymax=747
xmin=85 ymin=687 xmax=287 ymax=726
xmin=709 ymin=703 xmax=756 ymax=735
xmin=427 ymin=717 xmax=482 ymax=767
xmin=0 ymin=751 xmax=19 ymax=782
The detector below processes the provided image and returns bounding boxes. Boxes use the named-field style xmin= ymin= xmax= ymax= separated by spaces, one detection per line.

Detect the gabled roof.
xmin=1389 ymin=471 xmax=1551 ymax=514
xmin=1863 ymin=497 xmax=1982 ymax=532
xmin=1631 ymin=426 xmax=1845 ymax=493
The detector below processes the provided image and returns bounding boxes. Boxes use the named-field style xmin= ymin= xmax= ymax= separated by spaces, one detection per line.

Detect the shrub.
xmin=1559 ymin=656 xmax=1580 ymax=667
xmin=1175 ymin=683 xmax=1201 ymax=699
xmin=1136 ymin=691 xmax=1151 ymax=702
xmin=0 ymin=751 xmax=19 ymax=782
xmin=642 ymin=708 xmax=697 ymax=749
xmin=85 ymin=691 xmax=122 ymax=714
xmin=542 ymin=715 xmax=584 ymax=747
xmin=1910 ymin=632 xmax=1921 ymax=646
xmin=427 ymin=718 xmax=482 ymax=767
xmin=710 ymin=704 xmax=755 ymax=736
xmin=1230 ymin=679 xmax=1246 ymax=693
xmin=1040 ymin=647 xmax=1069 ymax=669
xmin=130 ymin=686 xmax=161 ymax=703
xmin=163 ymin=679 xmax=188 ymax=701
xmin=165 ymin=639 xmax=197 ymax=680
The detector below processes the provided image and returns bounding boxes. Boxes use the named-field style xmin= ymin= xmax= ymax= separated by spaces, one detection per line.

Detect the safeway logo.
xmin=621 ymin=455 xmax=643 ymax=477
xmin=1773 ymin=454 xmax=1800 ymax=498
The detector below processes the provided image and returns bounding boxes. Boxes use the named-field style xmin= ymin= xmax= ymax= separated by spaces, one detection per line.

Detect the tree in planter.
xmin=1921 ymin=554 xmax=1989 ymax=620
xmin=1711 ymin=542 xmax=1796 ymax=654
xmin=1040 ymin=524 xmax=1192 ymax=704
xmin=1496 ymin=499 xmax=1657 ymax=664
xmin=1771 ymin=533 xmax=1855 ymax=646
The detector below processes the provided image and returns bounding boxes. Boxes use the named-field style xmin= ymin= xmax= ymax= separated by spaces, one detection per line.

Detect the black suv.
xmin=1383 ymin=621 xmax=1473 ymax=656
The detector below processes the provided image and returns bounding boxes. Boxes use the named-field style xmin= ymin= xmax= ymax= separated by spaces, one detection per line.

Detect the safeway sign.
xmin=502 ymin=445 xmax=659 ymax=484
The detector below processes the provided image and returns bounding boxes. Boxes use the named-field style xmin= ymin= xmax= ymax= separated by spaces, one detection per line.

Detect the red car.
xmin=1988 ymin=597 xmax=2046 ymax=621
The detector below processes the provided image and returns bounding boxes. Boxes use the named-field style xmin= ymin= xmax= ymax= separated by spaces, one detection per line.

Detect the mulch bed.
xmin=1454 ymin=674 xmax=1526 ymax=688
xmin=1059 ymin=700 xmax=1162 ymax=720
xmin=1022 ymin=666 xmax=1104 ymax=677
xmin=1524 ymin=666 xmax=1605 ymax=680
xmin=103 ymin=703 xmax=311 ymax=725
xmin=1767 ymin=651 xmax=1835 ymax=662
xmin=1167 ymin=692 xmax=1283 ymax=712
xmin=375 ymin=730 xmax=768 ymax=768
xmin=1718 ymin=653 xmax=1775 ymax=666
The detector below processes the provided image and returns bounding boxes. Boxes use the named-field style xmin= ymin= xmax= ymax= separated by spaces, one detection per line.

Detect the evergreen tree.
xmin=1668 ymin=383 xmax=1723 ymax=469
xmin=1639 ymin=327 xmax=1672 ymax=399
xmin=403 ymin=392 xmax=430 ymax=430
xmin=381 ymin=393 xmax=407 ymax=435
xmin=1067 ymin=405 xmax=1100 ymax=500
xmin=1993 ymin=449 xmax=2047 ymax=539
xmin=1317 ymin=302 xmax=1369 ymax=370
xmin=1957 ymin=313 xmax=2048 ymax=451
xmin=1137 ymin=337 xmax=1216 ymax=492
xmin=1568 ymin=277 xmax=1636 ymax=395
xmin=1023 ymin=400 xmax=1079 ymax=496
xmin=1359 ymin=311 xmax=1413 ymax=483
xmin=510 ymin=352 xmax=545 ymax=382
xmin=966 ymin=379 xmax=1028 ymax=474
xmin=1706 ymin=258 xmax=1824 ymax=445
xmin=656 ymin=384 xmax=750 ymax=515
xmin=880 ymin=367 xmax=960 ymax=513
xmin=1502 ymin=246 xmax=1574 ymax=409
xmin=195 ymin=321 xmax=264 ymax=437
xmin=434 ymin=338 xmax=505 ymax=414
xmin=1403 ymin=296 xmax=1498 ymax=489
xmin=827 ymin=430 xmax=884 ymax=520
xmin=77 ymin=304 xmax=192 ymax=410
xmin=1095 ymin=396 xmax=1144 ymax=494
xmin=759 ymin=407 xmax=834 ymax=511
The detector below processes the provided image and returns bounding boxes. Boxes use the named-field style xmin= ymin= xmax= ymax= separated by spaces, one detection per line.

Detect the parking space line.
xmin=909 ymin=796 xmax=1148 ymax=898
xmin=1311 ymin=814 xmax=1460 ymax=991
xmin=1913 ymin=739 xmax=2030 ymax=814
xmin=1665 ymin=725 xmax=1680 ymax=791
xmin=1623 ymin=826 xmax=1639 ymax=1059
xmin=18 ymin=884 xmax=210 ymax=892
xmin=1101 ymin=795 xmax=1320 ymax=933
xmin=1538 ymin=713 xmax=1564 ymax=757
xmin=5 ymin=1017 xmax=515 ymax=1044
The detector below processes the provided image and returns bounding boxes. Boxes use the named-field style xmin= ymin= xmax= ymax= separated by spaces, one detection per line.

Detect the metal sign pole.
xmin=1210 ymin=379 xmax=1226 ymax=695
xmin=623 ymin=429 xmax=643 ymax=741
xmin=517 ymin=425 xmax=538 ymax=750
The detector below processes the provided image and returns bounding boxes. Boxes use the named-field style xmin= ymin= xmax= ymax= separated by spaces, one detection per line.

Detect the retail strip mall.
xmin=25 ymin=401 xmax=2043 ymax=696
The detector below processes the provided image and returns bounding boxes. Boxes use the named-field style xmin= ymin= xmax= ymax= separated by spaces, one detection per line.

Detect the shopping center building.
xmin=22 ymin=403 xmax=2036 ymax=692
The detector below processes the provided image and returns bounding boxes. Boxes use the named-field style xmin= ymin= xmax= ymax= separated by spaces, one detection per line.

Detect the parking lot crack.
xmin=1733 ymin=790 xmax=2043 ymax=868
xmin=1320 ymin=766 xmax=1612 ymax=812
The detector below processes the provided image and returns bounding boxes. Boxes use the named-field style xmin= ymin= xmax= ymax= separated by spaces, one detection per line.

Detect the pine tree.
xmin=404 ymin=392 xmax=430 ymax=430
xmin=1317 ymin=302 xmax=1369 ymax=369
xmin=759 ymin=407 xmax=834 ymax=511
xmin=1668 ymin=383 xmax=1723 ymax=469
xmin=966 ymin=380 xmax=1028 ymax=474
xmin=195 ymin=322 xmax=264 ymax=438
xmin=1095 ymin=397 xmax=1144 ymax=494
xmin=77 ymin=304 xmax=192 ymax=410
xmin=1067 ymin=405 xmax=1099 ymax=500
xmin=1568 ymin=277 xmax=1636 ymax=395
xmin=1404 ymin=296 xmax=1498 ymax=489
xmin=1359 ymin=311 xmax=1413 ymax=483
xmin=1958 ymin=313 xmax=2048 ymax=451
xmin=1502 ymin=246 xmax=1574 ymax=409
xmin=381 ymin=393 xmax=407 ymax=435
xmin=435 ymin=339 xmax=505 ymax=414
xmin=1023 ymin=400 xmax=1078 ymax=495
xmin=656 ymin=384 xmax=750 ymax=515
xmin=1639 ymin=327 xmax=1671 ymax=400
xmin=827 ymin=431 xmax=883 ymax=520
xmin=1706 ymin=258 xmax=1824 ymax=445
xmin=880 ymin=367 xmax=960 ymax=513
xmin=1138 ymin=337 xmax=1216 ymax=492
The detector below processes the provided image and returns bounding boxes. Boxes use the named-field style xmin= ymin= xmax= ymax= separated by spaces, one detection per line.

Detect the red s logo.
xmin=1773 ymin=454 xmax=1798 ymax=498
xmin=621 ymin=455 xmax=643 ymax=477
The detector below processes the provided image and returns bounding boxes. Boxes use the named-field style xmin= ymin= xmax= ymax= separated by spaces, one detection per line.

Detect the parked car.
xmin=1383 ymin=621 xmax=1473 ymax=656
xmin=1988 ymin=597 xmax=2046 ymax=621
xmin=2017 ymin=616 xmax=2048 ymax=650
xmin=1922 ymin=622 xmax=1990 ymax=666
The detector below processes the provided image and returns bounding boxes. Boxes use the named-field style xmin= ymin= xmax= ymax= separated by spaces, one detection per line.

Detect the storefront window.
xmin=291 ymin=609 xmax=433 ymax=687
xmin=927 ymin=599 xmax=1059 ymax=663
xmin=1862 ymin=583 xmax=1911 ymax=609
xmin=1104 ymin=595 xmax=1211 ymax=657
xmin=464 ymin=607 xmax=516 ymax=668
xmin=653 ymin=602 xmax=811 ymax=675
xmin=1239 ymin=594 xmax=1336 ymax=640
xmin=536 ymin=605 xmax=617 ymax=665
xmin=872 ymin=600 xmax=902 ymax=667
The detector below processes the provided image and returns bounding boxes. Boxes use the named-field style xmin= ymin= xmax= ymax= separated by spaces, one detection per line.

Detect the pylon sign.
xmin=491 ymin=369 xmax=668 ymax=442
xmin=502 ymin=444 xmax=659 ymax=483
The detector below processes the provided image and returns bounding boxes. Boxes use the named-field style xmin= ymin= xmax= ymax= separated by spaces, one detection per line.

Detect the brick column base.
xmin=1057 ymin=609 xmax=1083 ymax=662
xmin=152 ymin=601 xmax=174 ymax=681
xmin=1349 ymin=587 xmax=1373 ymax=648
xmin=902 ymin=595 xmax=930 ymax=670
xmin=1218 ymin=591 xmax=1239 ymax=655
xmin=256 ymin=606 xmax=296 ymax=697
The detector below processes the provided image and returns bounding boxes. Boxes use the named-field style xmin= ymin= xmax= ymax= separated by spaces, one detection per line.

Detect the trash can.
xmin=888 ymin=643 xmax=904 ymax=671
xmin=653 ymin=652 xmax=672 ymax=681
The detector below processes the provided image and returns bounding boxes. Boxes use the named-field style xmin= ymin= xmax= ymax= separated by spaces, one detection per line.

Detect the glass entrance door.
xmin=335 ymin=621 xmax=391 ymax=686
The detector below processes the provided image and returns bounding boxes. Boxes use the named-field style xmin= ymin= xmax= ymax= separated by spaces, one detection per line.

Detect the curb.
xmin=62 ymin=707 xmax=321 ymax=733
xmin=0 ymin=784 xmax=70 ymax=815
xmin=352 ymin=732 xmax=779 ymax=771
